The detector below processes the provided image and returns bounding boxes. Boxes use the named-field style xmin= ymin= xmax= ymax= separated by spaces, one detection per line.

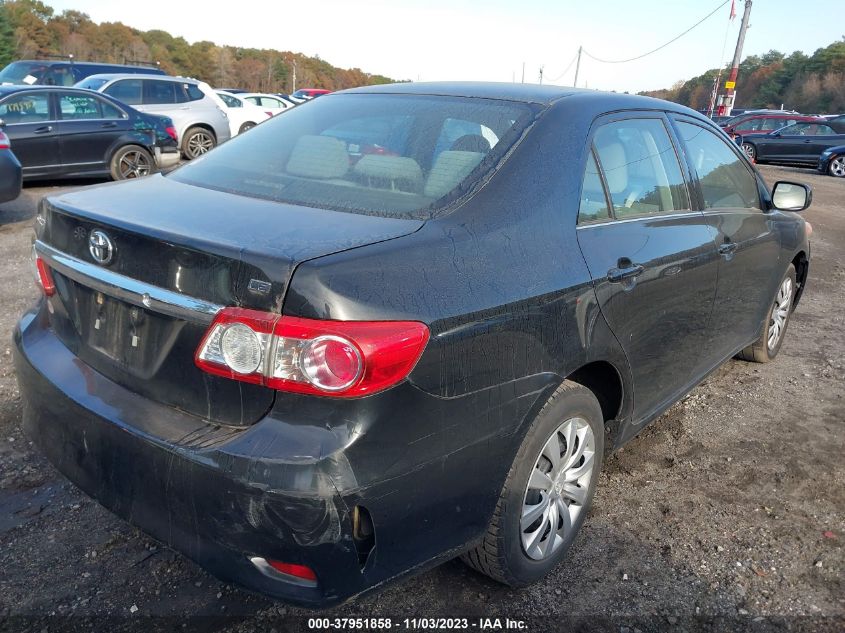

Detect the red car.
xmin=292 ymin=88 xmax=331 ymax=98
xmin=722 ymin=112 xmax=821 ymax=137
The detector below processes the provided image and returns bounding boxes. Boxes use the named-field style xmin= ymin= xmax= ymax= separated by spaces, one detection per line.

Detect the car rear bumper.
xmin=0 ymin=148 xmax=22 ymax=203
xmin=154 ymin=147 xmax=181 ymax=170
xmin=13 ymin=301 xmax=532 ymax=607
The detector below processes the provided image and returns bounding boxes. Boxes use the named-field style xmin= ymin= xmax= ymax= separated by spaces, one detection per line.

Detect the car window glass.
xmin=143 ymin=80 xmax=177 ymax=104
xmin=0 ymin=93 xmax=50 ymax=123
xmin=321 ymin=115 xmax=413 ymax=158
xmin=186 ymin=84 xmax=204 ymax=101
xmin=760 ymin=118 xmax=785 ymax=131
xmin=105 ymin=79 xmax=142 ymax=105
xmin=592 ymin=118 xmax=689 ymax=218
xmin=734 ymin=119 xmax=758 ymax=131
xmin=218 ymin=93 xmax=240 ymax=107
xmin=245 ymin=97 xmax=259 ymax=106
xmin=816 ymin=124 xmax=835 ymax=135
xmin=42 ymin=66 xmax=75 ymax=86
xmin=261 ymin=97 xmax=282 ymax=108
xmin=58 ymin=93 xmax=102 ymax=119
xmin=99 ymin=99 xmax=124 ymax=119
xmin=676 ymin=121 xmax=760 ymax=210
xmin=578 ymin=151 xmax=611 ymax=224
xmin=433 ymin=118 xmax=500 ymax=161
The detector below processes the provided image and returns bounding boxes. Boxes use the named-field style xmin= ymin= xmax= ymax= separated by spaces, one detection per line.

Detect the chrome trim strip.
xmin=576 ymin=210 xmax=701 ymax=229
xmin=35 ymin=240 xmax=223 ymax=324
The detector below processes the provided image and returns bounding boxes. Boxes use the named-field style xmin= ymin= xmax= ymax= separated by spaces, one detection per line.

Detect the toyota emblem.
xmin=88 ymin=230 xmax=114 ymax=265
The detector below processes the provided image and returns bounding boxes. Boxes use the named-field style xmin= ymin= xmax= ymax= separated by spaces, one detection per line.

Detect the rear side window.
xmin=170 ymin=94 xmax=538 ymax=219
xmin=185 ymin=84 xmax=205 ymax=101
xmin=0 ymin=93 xmax=50 ymax=123
xmin=592 ymin=118 xmax=689 ymax=218
xmin=143 ymin=80 xmax=177 ymax=104
xmin=578 ymin=151 xmax=611 ymax=224
xmin=676 ymin=121 xmax=760 ymax=210
xmin=104 ymin=79 xmax=142 ymax=105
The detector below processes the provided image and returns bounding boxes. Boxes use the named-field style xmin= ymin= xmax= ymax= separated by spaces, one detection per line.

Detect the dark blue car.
xmin=818 ymin=144 xmax=845 ymax=177
xmin=14 ymin=83 xmax=812 ymax=607
xmin=0 ymin=125 xmax=22 ymax=202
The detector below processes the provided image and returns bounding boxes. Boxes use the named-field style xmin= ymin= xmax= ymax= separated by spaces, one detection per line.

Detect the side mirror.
xmin=772 ymin=181 xmax=812 ymax=212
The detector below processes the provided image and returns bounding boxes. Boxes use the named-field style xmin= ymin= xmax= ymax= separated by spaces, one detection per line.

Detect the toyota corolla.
xmin=14 ymin=82 xmax=812 ymax=607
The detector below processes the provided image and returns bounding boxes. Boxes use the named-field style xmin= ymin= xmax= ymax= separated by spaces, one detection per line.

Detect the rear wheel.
xmin=182 ymin=127 xmax=216 ymax=159
xmin=828 ymin=155 xmax=845 ymax=178
xmin=461 ymin=381 xmax=604 ymax=586
xmin=741 ymin=142 xmax=756 ymax=162
xmin=110 ymin=145 xmax=154 ymax=180
xmin=737 ymin=264 xmax=796 ymax=363
xmin=238 ymin=122 xmax=256 ymax=134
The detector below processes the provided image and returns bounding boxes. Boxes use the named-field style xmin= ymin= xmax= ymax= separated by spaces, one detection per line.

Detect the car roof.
xmin=0 ymin=84 xmax=101 ymax=96
xmin=337 ymin=81 xmax=703 ymax=115
xmin=81 ymin=73 xmax=200 ymax=83
xmin=13 ymin=59 xmax=157 ymax=69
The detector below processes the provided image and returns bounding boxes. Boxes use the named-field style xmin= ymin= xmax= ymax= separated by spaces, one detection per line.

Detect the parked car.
xmin=721 ymin=112 xmax=818 ymax=137
xmin=292 ymin=88 xmax=331 ymax=98
xmin=15 ymin=83 xmax=812 ymax=608
xmin=740 ymin=120 xmax=845 ymax=165
xmin=216 ymin=91 xmax=272 ymax=136
xmin=0 ymin=125 xmax=22 ymax=202
xmin=818 ymin=144 xmax=845 ymax=177
xmin=0 ymin=85 xmax=179 ymax=181
xmin=75 ymin=74 xmax=231 ymax=159
xmin=0 ymin=60 xmax=164 ymax=87
xmin=240 ymin=92 xmax=293 ymax=116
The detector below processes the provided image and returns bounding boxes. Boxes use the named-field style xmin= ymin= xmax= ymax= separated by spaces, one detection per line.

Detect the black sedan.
xmin=818 ymin=144 xmax=845 ymax=177
xmin=0 ymin=125 xmax=22 ymax=202
xmin=0 ymin=85 xmax=179 ymax=181
xmin=740 ymin=119 xmax=845 ymax=166
xmin=14 ymin=83 xmax=812 ymax=607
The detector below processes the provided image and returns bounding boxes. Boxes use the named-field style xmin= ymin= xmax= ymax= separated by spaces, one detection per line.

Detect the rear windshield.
xmin=170 ymin=93 xmax=539 ymax=218
xmin=75 ymin=77 xmax=109 ymax=91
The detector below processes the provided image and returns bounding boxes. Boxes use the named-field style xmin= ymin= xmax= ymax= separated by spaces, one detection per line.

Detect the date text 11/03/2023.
xmin=307 ymin=618 xmax=529 ymax=630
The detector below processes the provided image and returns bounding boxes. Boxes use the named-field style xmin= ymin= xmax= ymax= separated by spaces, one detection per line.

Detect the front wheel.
xmin=741 ymin=142 xmax=756 ymax=162
xmin=737 ymin=264 xmax=796 ymax=363
xmin=238 ymin=122 xmax=256 ymax=134
xmin=182 ymin=127 xmax=216 ymax=160
xmin=828 ymin=155 xmax=845 ymax=178
xmin=110 ymin=145 xmax=154 ymax=180
xmin=461 ymin=381 xmax=604 ymax=586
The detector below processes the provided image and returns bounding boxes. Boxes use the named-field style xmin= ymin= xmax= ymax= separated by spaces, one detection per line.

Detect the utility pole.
xmin=521 ymin=62 xmax=525 ymax=84
xmin=573 ymin=46 xmax=582 ymax=87
xmin=538 ymin=65 xmax=544 ymax=85
xmin=718 ymin=0 xmax=752 ymax=116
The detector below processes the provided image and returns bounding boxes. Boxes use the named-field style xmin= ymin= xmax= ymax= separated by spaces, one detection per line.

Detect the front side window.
xmin=104 ymin=79 xmax=142 ymax=105
xmin=592 ymin=118 xmax=689 ymax=218
xmin=734 ymin=119 xmax=760 ymax=131
xmin=58 ymin=93 xmax=120 ymax=120
xmin=676 ymin=121 xmax=760 ymax=210
xmin=170 ymin=94 xmax=538 ymax=218
xmin=779 ymin=122 xmax=834 ymax=136
xmin=0 ymin=93 xmax=50 ymax=123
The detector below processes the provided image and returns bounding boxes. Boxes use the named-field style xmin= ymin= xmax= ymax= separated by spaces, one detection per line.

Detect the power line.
xmin=582 ymin=0 xmax=730 ymax=64
xmin=547 ymin=48 xmax=580 ymax=83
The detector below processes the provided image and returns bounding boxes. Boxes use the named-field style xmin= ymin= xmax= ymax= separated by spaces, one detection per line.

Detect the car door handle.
xmin=607 ymin=263 xmax=645 ymax=283
xmin=719 ymin=242 xmax=738 ymax=256
xmin=101 ymin=121 xmax=118 ymax=128
xmin=33 ymin=125 xmax=52 ymax=134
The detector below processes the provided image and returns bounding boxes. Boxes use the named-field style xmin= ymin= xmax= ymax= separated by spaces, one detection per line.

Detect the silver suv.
xmin=75 ymin=74 xmax=231 ymax=159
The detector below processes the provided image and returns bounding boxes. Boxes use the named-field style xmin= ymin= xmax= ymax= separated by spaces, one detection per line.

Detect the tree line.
xmin=0 ymin=0 xmax=397 ymax=92
xmin=641 ymin=38 xmax=845 ymax=114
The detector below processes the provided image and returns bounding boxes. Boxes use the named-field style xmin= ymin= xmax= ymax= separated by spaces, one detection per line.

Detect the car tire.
xmin=737 ymin=264 xmax=797 ymax=364
xmin=239 ymin=122 xmax=256 ymax=134
xmin=828 ymin=155 xmax=845 ymax=178
xmin=461 ymin=380 xmax=604 ymax=587
xmin=110 ymin=145 xmax=155 ymax=181
xmin=741 ymin=143 xmax=756 ymax=162
xmin=182 ymin=127 xmax=216 ymax=160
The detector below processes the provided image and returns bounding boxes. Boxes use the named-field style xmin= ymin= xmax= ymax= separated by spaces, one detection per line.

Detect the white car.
xmin=240 ymin=93 xmax=293 ymax=116
xmin=216 ymin=91 xmax=272 ymax=136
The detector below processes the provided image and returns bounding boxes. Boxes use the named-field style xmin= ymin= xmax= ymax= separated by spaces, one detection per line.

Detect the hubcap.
xmin=830 ymin=157 xmax=845 ymax=178
xmin=742 ymin=144 xmax=755 ymax=160
xmin=119 ymin=151 xmax=151 ymax=179
xmin=187 ymin=133 xmax=214 ymax=157
xmin=768 ymin=277 xmax=793 ymax=350
xmin=521 ymin=417 xmax=596 ymax=561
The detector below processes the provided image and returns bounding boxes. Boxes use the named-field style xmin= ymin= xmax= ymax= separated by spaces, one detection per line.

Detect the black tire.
xmin=737 ymin=264 xmax=796 ymax=363
xmin=110 ymin=145 xmax=155 ymax=181
xmin=741 ymin=142 xmax=756 ymax=162
xmin=461 ymin=380 xmax=604 ymax=586
xmin=238 ymin=122 xmax=256 ymax=134
xmin=181 ymin=127 xmax=216 ymax=160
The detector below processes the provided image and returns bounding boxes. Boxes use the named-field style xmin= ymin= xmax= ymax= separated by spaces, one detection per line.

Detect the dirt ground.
xmin=0 ymin=165 xmax=842 ymax=633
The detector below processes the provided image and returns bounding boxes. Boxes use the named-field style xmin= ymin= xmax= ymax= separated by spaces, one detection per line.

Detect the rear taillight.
xmin=265 ymin=110 xmax=274 ymax=117
xmin=31 ymin=247 xmax=55 ymax=296
xmin=195 ymin=308 xmax=429 ymax=397
xmin=0 ymin=130 xmax=10 ymax=150
xmin=165 ymin=126 xmax=178 ymax=141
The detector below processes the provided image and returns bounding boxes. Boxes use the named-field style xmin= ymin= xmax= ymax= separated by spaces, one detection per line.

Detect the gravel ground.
xmin=0 ymin=166 xmax=842 ymax=633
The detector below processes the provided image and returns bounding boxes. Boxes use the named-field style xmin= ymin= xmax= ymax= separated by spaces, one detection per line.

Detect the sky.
xmin=44 ymin=0 xmax=845 ymax=93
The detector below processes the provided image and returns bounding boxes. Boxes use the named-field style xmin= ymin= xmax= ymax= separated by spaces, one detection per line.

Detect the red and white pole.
xmin=717 ymin=0 xmax=752 ymax=117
